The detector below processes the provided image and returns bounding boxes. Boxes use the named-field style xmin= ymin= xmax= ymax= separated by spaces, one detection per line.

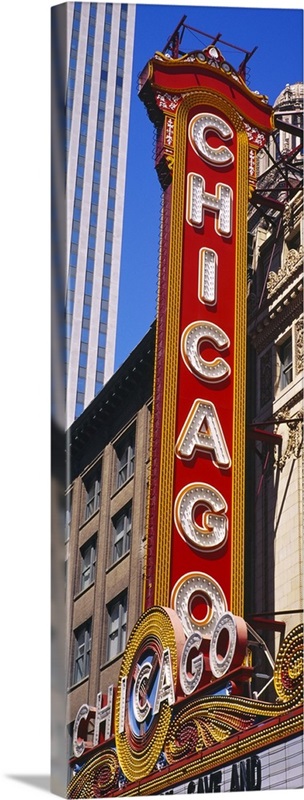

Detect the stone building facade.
xmin=245 ymin=83 xmax=303 ymax=672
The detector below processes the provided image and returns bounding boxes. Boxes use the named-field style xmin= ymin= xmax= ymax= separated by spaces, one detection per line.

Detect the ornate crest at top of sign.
xmin=139 ymin=45 xmax=272 ymax=194
xmin=152 ymin=44 xmax=269 ymax=104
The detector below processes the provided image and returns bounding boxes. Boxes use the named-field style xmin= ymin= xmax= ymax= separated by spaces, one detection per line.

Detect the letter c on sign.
xmin=73 ymin=704 xmax=94 ymax=758
xmin=181 ymin=321 xmax=230 ymax=383
xmin=189 ymin=113 xmax=234 ymax=167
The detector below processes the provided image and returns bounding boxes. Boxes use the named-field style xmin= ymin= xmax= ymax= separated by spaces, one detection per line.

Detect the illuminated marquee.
xmin=68 ymin=623 xmax=303 ymax=797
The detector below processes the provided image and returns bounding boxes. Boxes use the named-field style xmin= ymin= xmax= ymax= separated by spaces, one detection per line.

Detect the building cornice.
xmin=248 ymin=284 xmax=302 ymax=354
xmin=68 ymin=322 xmax=156 ymax=459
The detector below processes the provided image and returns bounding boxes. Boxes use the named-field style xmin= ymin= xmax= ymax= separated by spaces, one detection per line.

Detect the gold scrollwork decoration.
xmin=164 ymin=705 xmax=255 ymax=764
xmin=164 ymin=624 xmax=303 ymax=763
xmin=67 ymin=749 xmax=120 ymax=798
xmin=274 ymin=623 xmax=304 ymax=703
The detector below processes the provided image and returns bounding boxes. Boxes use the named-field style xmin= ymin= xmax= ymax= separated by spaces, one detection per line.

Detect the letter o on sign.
xmin=171 ymin=571 xmax=227 ymax=638
xmin=209 ymin=612 xmax=247 ymax=678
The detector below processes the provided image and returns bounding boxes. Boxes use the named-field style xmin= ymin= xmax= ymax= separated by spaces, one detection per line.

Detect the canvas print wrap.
xmin=51 ymin=3 xmax=303 ymax=796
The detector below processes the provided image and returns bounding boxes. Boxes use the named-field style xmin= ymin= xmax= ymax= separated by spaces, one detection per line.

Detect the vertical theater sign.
xmin=68 ymin=45 xmax=303 ymax=798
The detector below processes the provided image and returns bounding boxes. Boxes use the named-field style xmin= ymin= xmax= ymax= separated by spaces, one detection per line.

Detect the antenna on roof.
xmin=238 ymin=46 xmax=258 ymax=81
xmin=162 ymin=15 xmax=187 ymax=59
xmin=162 ymin=17 xmax=258 ymax=83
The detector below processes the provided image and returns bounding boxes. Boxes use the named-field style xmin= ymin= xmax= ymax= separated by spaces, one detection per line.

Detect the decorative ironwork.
xmin=154 ymin=48 xmax=269 ymax=104
xmin=155 ymin=92 xmax=182 ymax=112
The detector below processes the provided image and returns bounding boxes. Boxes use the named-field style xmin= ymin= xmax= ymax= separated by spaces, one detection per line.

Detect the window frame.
xmin=279 ymin=335 xmax=293 ymax=390
xmin=80 ymin=536 xmax=97 ymax=591
xmin=84 ymin=466 xmax=101 ymax=520
xmin=112 ymin=503 xmax=132 ymax=563
xmin=73 ymin=619 xmax=92 ymax=685
xmin=107 ymin=591 xmax=128 ymax=662
xmin=116 ymin=433 xmax=135 ymax=489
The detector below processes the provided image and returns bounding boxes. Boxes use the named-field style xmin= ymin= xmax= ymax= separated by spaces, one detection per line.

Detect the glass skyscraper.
xmin=54 ymin=2 xmax=136 ymax=426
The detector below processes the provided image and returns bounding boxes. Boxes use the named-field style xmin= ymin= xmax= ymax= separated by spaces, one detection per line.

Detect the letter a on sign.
xmin=175 ymin=399 xmax=231 ymax=468
xmin=153 ymin=648 xmax=175 ymax=716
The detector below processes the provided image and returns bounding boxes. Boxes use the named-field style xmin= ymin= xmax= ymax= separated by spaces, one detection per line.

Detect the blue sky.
xmin=114 ymin=2 xmax=303 ymax=370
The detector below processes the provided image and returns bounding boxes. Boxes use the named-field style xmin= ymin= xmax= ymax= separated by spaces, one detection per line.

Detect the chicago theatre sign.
xmin=68 ymin=46 xmax=303 ymax=798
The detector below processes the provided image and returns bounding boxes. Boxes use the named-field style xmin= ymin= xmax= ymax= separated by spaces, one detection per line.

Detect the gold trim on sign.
xmin=142 ymin=193 xmax=165 ymax=611
xmin=153 ymin=91 xmax=247 ymax=611
xmin=230 ymin=131 xmax=248 ymax=616
xmin=153 ymin=101 xmax=185 ymax=607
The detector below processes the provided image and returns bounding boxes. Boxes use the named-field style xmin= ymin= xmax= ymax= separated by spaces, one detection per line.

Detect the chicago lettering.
xmin=172 ymin=111 xmax=234 ymax=635
xmin=73 ymin=610 xmax=247 ymax=755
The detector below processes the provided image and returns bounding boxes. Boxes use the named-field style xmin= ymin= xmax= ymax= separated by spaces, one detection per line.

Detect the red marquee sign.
xmin=140 ymin=47 xmax=273 ymax=628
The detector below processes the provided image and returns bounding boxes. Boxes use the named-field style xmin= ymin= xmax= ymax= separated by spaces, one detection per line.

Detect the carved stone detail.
xmin=283 ymin=203 xmax=292 ymax=235
xmin=295 ymin=317 xmax=304 ymax=373
xmin=267 ymin=246 xmax=303 ymax=297
xmin=283 ymin=196 xmax=302 ymax=236
xmin=274 ymin=407 xmax=303 ymax=470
